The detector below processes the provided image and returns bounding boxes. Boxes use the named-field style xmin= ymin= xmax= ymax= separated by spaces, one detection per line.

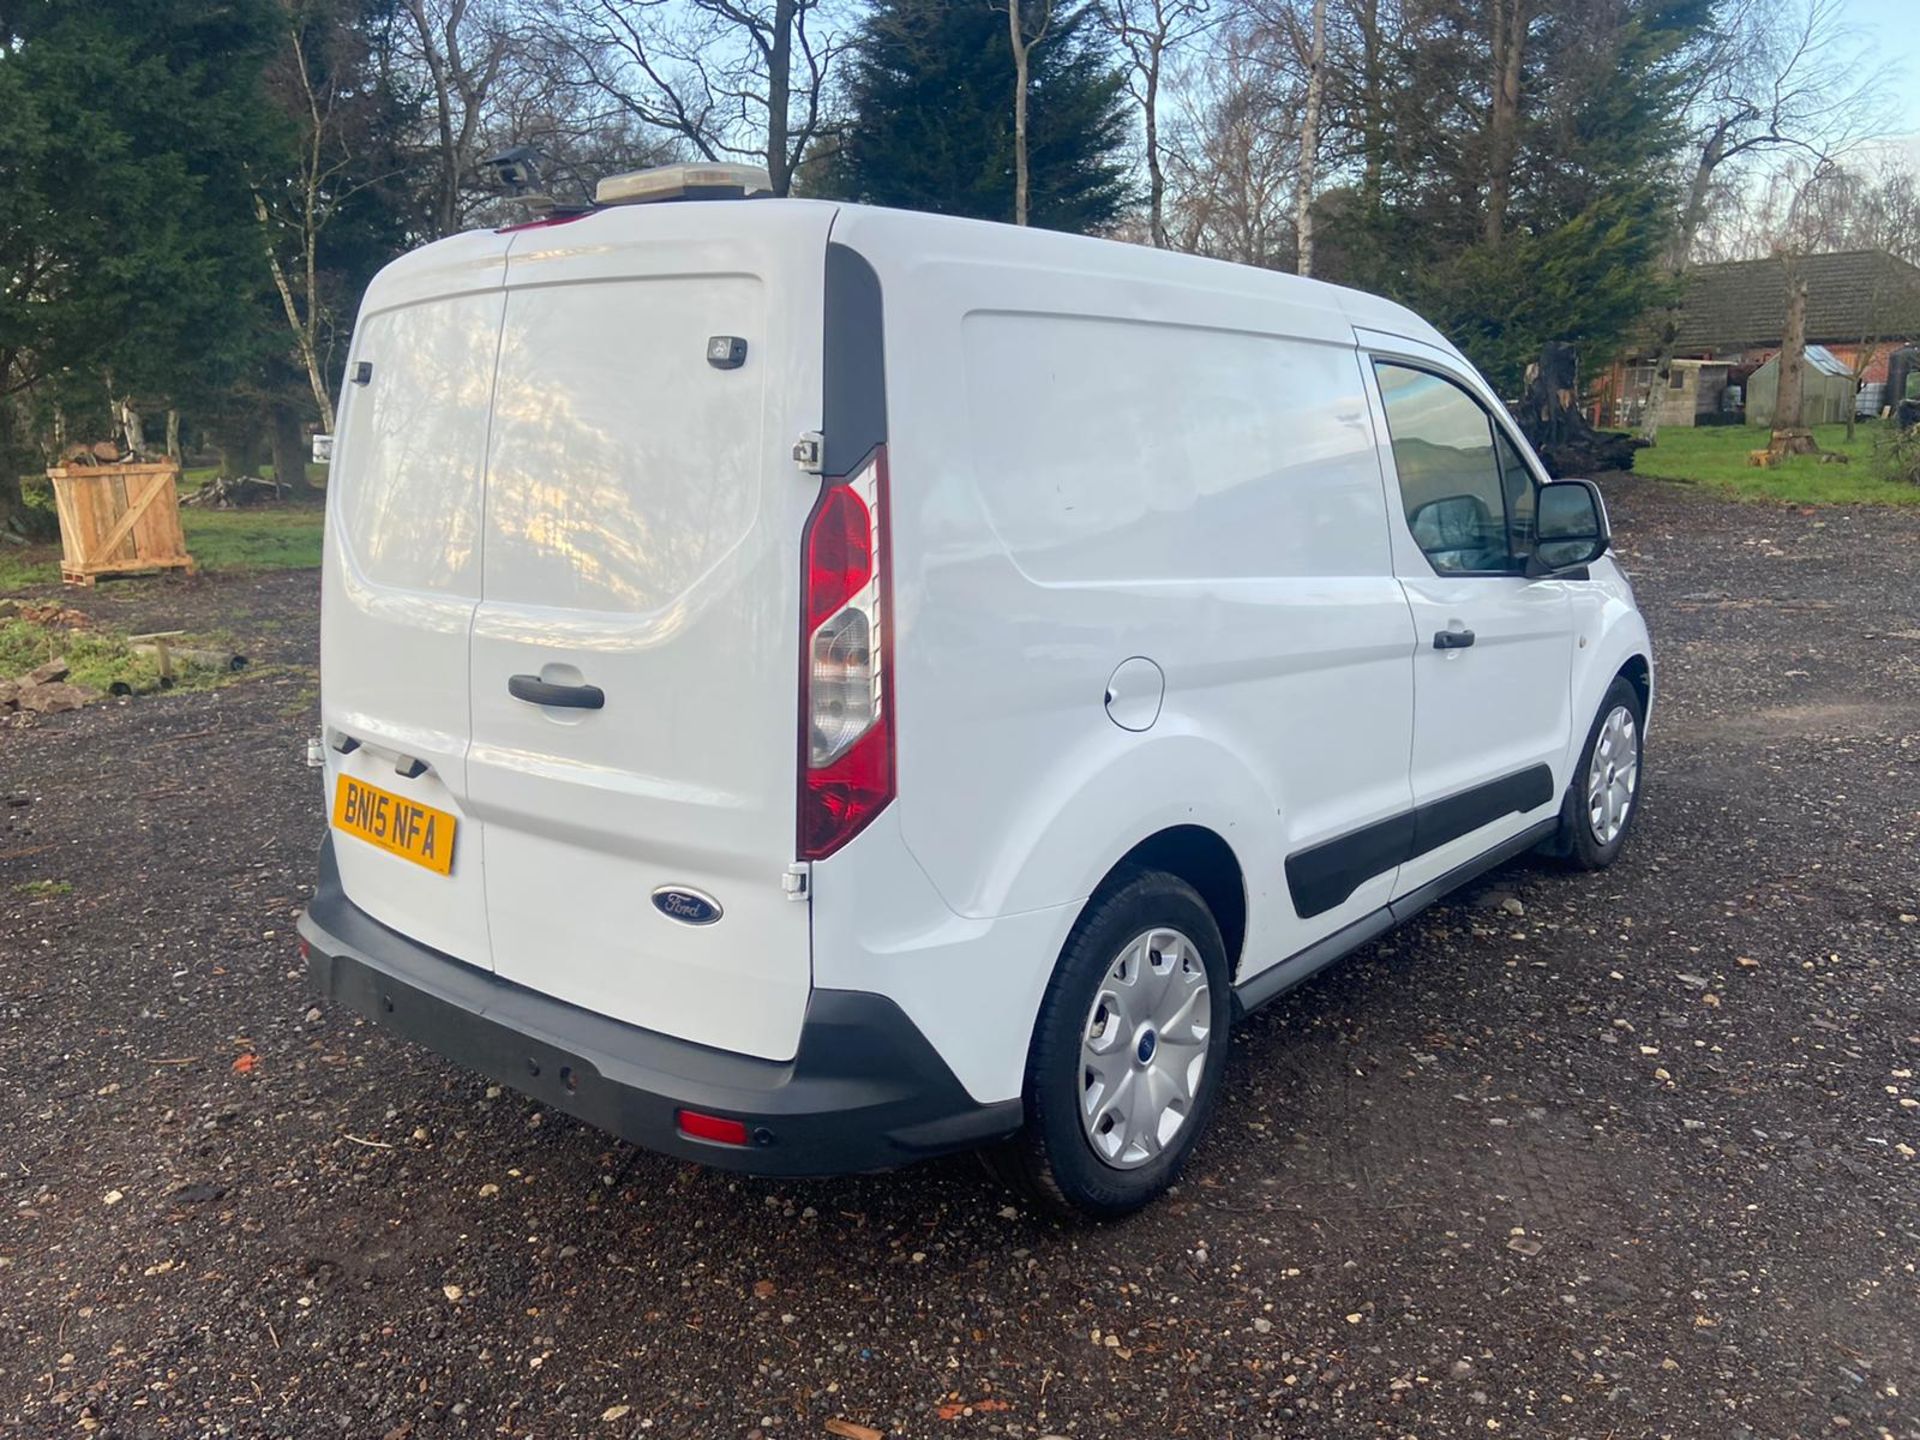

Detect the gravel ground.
xmin=2 ymin=478 xmax=1917 ymax=1440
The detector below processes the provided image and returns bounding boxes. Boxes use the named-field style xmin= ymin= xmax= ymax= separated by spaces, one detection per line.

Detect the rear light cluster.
xmin=798 ymin=447 xmax=894 ymax=859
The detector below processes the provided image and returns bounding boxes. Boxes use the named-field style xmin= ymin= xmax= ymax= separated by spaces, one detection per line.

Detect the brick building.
xmin=1600 ymin=250 xmax=1920 ymax=427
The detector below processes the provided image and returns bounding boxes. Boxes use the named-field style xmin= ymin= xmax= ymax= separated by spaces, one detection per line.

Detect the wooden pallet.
xmin=47 ymin=461 xmax=197 ymax=587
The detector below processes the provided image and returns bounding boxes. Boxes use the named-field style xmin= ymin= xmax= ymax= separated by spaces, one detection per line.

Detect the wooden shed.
xmin=1651 ymin=359 xmax=1735 ymax=428
xmin=1744 ymin=345 xmax=1856 ymax=428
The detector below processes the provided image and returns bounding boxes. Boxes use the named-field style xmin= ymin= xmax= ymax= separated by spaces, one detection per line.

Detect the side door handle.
xmin=508 ymin=674 xmax=605 ymax=709
xmin=1433 ymin=628 xmax=1476 ymax=650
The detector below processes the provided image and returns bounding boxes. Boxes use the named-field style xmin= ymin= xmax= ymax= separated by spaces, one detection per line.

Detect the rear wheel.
xmin=988 ymin=869 xmax=1232 ymax=1220
xmin=1550 ymin=675 xmax=1645 ymax=870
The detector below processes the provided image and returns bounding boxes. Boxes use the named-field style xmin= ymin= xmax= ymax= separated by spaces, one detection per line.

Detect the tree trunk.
xmin=117 ymin=399 xmax=147 ymax=457
xmin=1774 ymin=267 xmax=1809 ymax=432
xmin=1294 ymin=0 xmax=1327 ymax=276
xmin=1670 ymin=122 xmax=1731 ymax=272
xmin=0 ymin=401 xmax=27 ymax=535
xmin=252 ymin=189 xmax=337 ymax=433
xmin=1356 ymin=0 xmax=1384 ymax=215
xmin=219 ymin=429 xmax=262 ymax=481
xmin=1144 ymin=39 xmax=1166 ymax=248
xmin=1010 ymin=0 xmax=1032 ymax=227
xmin=270 ymin=403 xmax=318 ymax=499
xmin=165 ymin=408 xmax=182 ymax=464
xmin=1483 ymin=0 xmax=1529 ymax=246
xmin=766 ymin=0 xmax=795 ymax=195
xmin=1638 ymin=317 xmax=1680 ymax=445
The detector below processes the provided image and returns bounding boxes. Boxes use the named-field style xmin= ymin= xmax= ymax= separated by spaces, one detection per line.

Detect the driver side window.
xmin=1374 ymin=361 xmax=1533 ymax=576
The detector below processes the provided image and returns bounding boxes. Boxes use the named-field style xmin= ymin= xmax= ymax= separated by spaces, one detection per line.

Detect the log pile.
xmin=180 ymin=474 xmax=290 ymax=508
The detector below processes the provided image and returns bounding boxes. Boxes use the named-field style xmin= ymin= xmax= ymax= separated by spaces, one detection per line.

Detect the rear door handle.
xmin=508 ymin=674 xmax=605 ymax=709
xmin=1433 ymin=628 xmax=1476 ymax=650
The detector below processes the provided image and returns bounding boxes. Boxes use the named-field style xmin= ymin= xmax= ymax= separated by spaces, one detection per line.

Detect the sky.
xmin=1840 ymin=0 xmax=1920 ymax=146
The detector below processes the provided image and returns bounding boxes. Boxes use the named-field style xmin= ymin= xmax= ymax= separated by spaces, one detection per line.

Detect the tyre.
xmin=988 ymin=868 xmax=1233 ymax=1220
xmin=1550 ymin=675 xmax=1645 ymax=870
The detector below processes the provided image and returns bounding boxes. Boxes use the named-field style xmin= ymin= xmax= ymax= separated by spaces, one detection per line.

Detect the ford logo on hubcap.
xmin=651 ymin=887 xmax=722 ymax=925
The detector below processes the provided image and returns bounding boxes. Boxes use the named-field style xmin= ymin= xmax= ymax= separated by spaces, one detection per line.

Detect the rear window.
xmin=334 ymin=294 xmax=502 ymax=595
xmin=483 ymin=276 xmax=767 ymax=613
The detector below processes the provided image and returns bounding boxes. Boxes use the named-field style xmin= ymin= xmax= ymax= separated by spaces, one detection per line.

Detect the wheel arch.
xmin=1617 ymin=652 xmax=1652 ymax=717
xmin=1089 ymin=824 xmax=1248 ymax=976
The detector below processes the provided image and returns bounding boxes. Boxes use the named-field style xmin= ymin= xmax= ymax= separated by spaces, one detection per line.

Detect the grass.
xmin=181 ymin=506 xmax=324 ymax=572
xmin=1 ymin=473 xmax=324 ymax=593
xmin=1634 ymin=421 xmax=1920 ymax=505
xmin=0 ymin=616 xmax=248 ymax=695
xmin=16 ymin=879 xmax=72 ymax=897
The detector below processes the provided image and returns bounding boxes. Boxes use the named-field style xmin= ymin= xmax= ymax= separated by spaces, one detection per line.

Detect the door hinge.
xmin=782 ymin=863 xmax=811 ymax=900
xmin=791 ymin=431 xmax=824 ymax=474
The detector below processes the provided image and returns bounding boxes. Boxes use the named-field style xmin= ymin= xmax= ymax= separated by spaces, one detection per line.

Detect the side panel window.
xmin=1374 ymin=361 xmax=1518 ymax=575
xmin=963 ymin=314 xmax=1390 ymax=583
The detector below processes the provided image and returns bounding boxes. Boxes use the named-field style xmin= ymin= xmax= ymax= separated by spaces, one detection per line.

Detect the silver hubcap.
xmin=1079 ymin=928 xmax=1212 ymax=1170
xmin=1586 ymin=705 xmax=1640 ymax=846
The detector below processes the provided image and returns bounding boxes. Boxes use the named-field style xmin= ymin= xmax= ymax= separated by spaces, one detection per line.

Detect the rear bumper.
xmin=297 ymin=837 xmax=1022 ymax=1176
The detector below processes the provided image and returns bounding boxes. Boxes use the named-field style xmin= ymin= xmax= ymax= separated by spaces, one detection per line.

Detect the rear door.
xmin=321 ymin=232 xmax=510 ymax=970
xmin=466 ymin=204 xmax=835 ymax=1062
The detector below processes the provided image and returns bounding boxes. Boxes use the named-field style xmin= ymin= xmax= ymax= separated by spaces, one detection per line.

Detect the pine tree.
xmin=825 ymin=0 xmax=1134 ymax=235
xmin=0 ymin=0 xmax=285 ymax=522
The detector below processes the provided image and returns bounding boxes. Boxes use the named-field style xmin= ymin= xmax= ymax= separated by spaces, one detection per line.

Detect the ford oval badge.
xmin=652 ymin=887 xmax=722 ymax=925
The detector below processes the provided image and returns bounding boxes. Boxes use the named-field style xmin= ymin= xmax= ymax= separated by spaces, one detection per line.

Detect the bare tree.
xmin=1004 ymin=0 xmax=1055 ymax=226
xmin=538 ymin=0 xmax=841 ymax=196
xmin=1780 ymin=157 xmax=1920 ymax=439
xmin=402 ymin=0 xmax=511 ymax=237
xmin=1640 ymin=0 xmax=1883 ymax=441
xmin=254 ymin=6 xmax=354 ymax=434
xmin=1759 ymin=158 xmax=1849 ymax=457
xmin=1671 ymin=0 xmax=1885 ymax=269
xmin=1162 ymin=21 xmax=1301 ymax=267
xmin=1100 ymin=0 xmax=1213 ymax=248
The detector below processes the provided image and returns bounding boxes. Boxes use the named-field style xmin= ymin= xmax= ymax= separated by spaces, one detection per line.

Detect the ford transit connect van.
xmin=298 ymin=164 xmax=1652 ymax=1218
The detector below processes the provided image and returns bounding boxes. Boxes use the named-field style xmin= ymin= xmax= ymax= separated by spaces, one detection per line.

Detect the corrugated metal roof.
xmin=1800 ymin=343 xmax=1852 ymax=378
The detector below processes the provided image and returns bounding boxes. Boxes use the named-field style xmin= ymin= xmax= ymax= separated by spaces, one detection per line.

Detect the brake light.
xmin=798 ymin=447 xmax=894 ymax=859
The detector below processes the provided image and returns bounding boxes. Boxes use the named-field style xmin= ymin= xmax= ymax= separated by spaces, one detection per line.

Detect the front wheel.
xmin=1551 ymin=675 xmax=1645 ymax=870
xmin=988 ymin=869 xmax=1233 ymax=1220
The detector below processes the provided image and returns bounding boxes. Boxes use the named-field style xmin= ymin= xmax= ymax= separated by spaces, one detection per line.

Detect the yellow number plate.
xmin=332 ymin=773 xmax=457 ymax=876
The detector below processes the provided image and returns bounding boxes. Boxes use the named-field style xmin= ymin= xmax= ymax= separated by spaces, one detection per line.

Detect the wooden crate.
xmin=46 ymin=461 xmax=197 ymax=587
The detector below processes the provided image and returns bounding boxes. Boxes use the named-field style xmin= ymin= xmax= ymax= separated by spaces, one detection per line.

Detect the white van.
xmin=298 ymin=165 xmax=1651 ymax=1218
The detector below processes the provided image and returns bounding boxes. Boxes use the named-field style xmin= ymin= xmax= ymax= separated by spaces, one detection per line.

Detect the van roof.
xmin=364 ymin=197 xmax=1454 ymax=357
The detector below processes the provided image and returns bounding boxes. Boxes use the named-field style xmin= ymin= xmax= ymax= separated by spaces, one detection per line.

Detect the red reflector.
xmin=676 ymin=1109 xmax=751 ymax=1146
xmin=801 ymin=718 xmax=893 ymax=860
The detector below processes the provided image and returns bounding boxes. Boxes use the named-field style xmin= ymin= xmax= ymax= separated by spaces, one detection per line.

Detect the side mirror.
xmin=1408 ymin=493 xmax=1496 ymax=553
xmin=1528 ymin=479 xmax=1610 ymax=576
